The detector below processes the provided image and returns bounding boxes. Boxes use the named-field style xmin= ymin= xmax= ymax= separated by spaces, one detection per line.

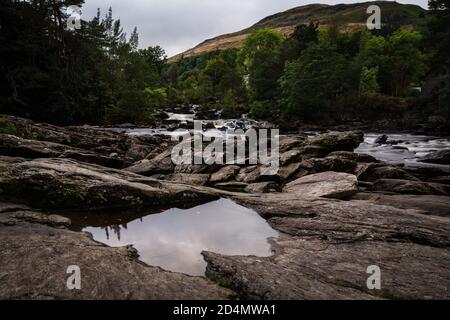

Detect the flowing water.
xmin=356 ymin=133 xmax=450 ymax=169
xmin=79 ymin=198 xmax=278 ymax=276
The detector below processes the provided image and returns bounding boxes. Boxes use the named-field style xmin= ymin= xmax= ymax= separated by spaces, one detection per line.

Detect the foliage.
xmin=0 ymin=1 xmax=166 ymax=125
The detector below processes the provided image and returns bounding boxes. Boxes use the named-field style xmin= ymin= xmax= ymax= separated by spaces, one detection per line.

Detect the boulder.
xmin=0 ymin=158 xmax=218 ymax=211
xmin=277 ymin=163 xmax=307 ymax=181
xmin=420 ymin=149 xmax=450 ymax=165
xmin=309 ymin=131 xmax=364 ymax=154
xmin=210 ymin=165 xmax=241 ymax=183
xmin=374 ymin=134 xmax=388 ymax=145
xmin=283 ymin=172 xmax=358 ymax=199
xmin=300 ymin=156 xmax=357 ymax=174
xmin=279 ymin=135 xmax=307 ymax=153
xmin=125 ymin=150 xmax=175 ymax=175
xmin=356 ymin=163 xmax=418 ymax=182
xmin=328 ymin=151 xmax=378 ymax=163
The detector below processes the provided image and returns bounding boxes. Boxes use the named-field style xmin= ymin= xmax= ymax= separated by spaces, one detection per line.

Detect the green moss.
xmin=47 ymin=185 xmax=89 ymax=204
xmin=212 ymin=275 xmax=234 ymax=289
xmin=0 ymin=116 xmax=22 ymax=136
xmin=316 ymin=134 xmax=337 ymax=149
xmin=93 ymin=191 xmax=108 ymax=204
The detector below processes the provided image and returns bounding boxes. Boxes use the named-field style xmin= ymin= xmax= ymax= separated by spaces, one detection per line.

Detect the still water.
xmin=83 ymin=198 xmax=278 ymax=276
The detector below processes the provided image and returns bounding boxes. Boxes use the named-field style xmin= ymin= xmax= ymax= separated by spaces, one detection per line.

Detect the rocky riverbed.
xmin=0 ymin=114 xmax=449 ymax=299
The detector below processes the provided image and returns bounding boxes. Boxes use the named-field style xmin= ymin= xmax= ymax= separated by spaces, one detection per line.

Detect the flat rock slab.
xmin=283 ymin=171 xmax=358 ymax=199
xmin=235 ymin=193 xmax=450 ymax=248
xmin=0 ymin=158 xmax=219 ymax=211
xmin=351 ymin=193 xmax=450 ymax=217
xmin=203 ymin=237 xmax=450 ymax=300
xmin=0 ymin=210 xmax=233 ymax=300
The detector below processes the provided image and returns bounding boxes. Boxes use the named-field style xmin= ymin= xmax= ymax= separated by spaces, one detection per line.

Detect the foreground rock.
xmin=0 ymin=206 xmax=232 ymax=299
xmin=283 ymin=172 xmax=358 ymax=199
xmin=0 ymin=158 xmax=219 ymax=211
xmin=199 ymin=193 xmax=450 ymax=299
xmin=203 ymin=238 xmax=449 ymax=300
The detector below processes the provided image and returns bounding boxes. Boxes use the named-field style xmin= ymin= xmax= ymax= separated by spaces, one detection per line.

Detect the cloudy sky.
xmin=81 ymin=0 xmax=428 ymax=57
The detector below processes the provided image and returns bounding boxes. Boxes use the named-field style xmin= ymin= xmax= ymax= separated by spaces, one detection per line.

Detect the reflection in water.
xmin=356 ymin=133 xmax=450 ymax=169
xmin=83 ymin=198 xmax=278 ymax=276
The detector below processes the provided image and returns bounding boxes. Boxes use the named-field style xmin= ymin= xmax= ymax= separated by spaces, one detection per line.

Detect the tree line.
xmin=0 ymin=0 xmax=449 ymax=128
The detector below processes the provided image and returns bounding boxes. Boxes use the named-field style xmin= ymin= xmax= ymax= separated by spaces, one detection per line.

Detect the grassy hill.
xmin=169 ymin=1 xmax=426 ymax=62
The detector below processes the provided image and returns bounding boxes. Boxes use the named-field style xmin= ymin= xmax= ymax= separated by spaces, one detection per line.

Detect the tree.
xmin=281 ymin=23 xmax=319 ymax=61
xmin=239 ymin=29 xmax=284 ymax=108
xmin=279 ymin=43 xmax=348 ymax=121
xmin=386 ymin=30 xmax=425 ymax=96
xmin=360 ymin=67 xmax=380 ymax=95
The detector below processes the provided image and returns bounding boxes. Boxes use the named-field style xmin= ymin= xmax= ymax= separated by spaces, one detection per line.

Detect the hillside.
xmin=169 ymin=1 xmax=426 ymax=61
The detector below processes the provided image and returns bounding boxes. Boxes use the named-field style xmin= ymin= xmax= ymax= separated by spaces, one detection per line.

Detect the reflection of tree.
xmin=103 ymin=224 xmax=128 ymax=241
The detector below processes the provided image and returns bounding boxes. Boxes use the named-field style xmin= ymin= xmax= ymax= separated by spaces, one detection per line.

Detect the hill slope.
xmin=170 ymin=1 xmax=426 ymax=61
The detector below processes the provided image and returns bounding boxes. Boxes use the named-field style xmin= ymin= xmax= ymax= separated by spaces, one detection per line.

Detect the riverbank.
xmin=0 ymin=114 xmax=449 ymax=299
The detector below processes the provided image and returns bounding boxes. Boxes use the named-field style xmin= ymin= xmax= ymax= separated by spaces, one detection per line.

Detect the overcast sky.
xmin=81 ymin=0 xmax=429 ymax=57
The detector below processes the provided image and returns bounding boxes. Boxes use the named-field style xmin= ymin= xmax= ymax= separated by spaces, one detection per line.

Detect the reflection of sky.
xmin=84 ymin=198 xmax=278 ymax=276
xmin=356 ymin=133 xmax=450 ymax=169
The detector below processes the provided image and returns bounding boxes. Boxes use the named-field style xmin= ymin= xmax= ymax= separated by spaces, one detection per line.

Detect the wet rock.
xmin=0 ymin=210 xmax=233 ymax=300
xmin=374 ymin=134 xmax=388 ymax=145
xmin=210 ymin=166 xmax=241 ymax=184
xmin=245 ymin=182 xmax=281 ymax=194
xmin=420 ymin=149 xmax=450 ymax=165
xmin=372 ymin=179 xmax=450 ymax=196
xmin=283 ymin=172 xmax=358 ymax=199
xmin=0 ymin=158 xmax=218 ymax=211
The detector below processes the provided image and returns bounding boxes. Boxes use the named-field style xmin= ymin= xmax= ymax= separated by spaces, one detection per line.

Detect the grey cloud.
xmin=81 ymin=0 xmax=429 ymax=57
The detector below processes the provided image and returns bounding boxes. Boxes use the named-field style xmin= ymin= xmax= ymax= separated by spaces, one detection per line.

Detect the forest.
xmin=0 ymin=0 xmax=449 ymax=131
